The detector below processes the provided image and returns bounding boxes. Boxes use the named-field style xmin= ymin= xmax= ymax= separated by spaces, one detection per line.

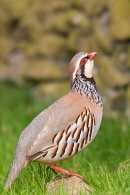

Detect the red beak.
xmin=88 ymin=52 xmax=97 ymax=61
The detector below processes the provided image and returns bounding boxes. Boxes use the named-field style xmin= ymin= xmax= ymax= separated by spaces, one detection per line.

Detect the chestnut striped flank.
xmin=52 ymin=134 xmax=57 ymax=143
xmin=74 ymin=128 xmax=82 ymax=142
xmin=82 ymin=114 xmax=86 ymax=122
xmin=85 ymin=127 xmax=90 ymax=144
xmin=50 ymin=107 xmax=96 ymax=159
xmin=87 ymin=107 xmax=90 ymax=113
xmin=52 ymin=130 xmax=64 ymax=145
xmin=60 ymin=143 xmax=67 ymax=157
xmin=68 ymin=143 xmax=74 ymax=156
xmin=71 ymin=128 xmax=77 ymax=138
xmin=51 ymin=147 xmax=58 ymax=158
xmin=89 ymin=114 xmax=93 ymax=141
xmin=84 ymin=107 xmax=88 ymax=116
xmin=65 ymin=125 xmax=71 ymax=133
xmin=80 ymin=138 xmax=85 ymax=149
xmin=74 ymin=122 xmax=85 ymax=142
xmin=65 ymin=131 xmax=71 ymax=141
xmin=74 ymin=143 xmax=80 ymax=154
xmin=29 ymin=109 xmax=95 ymax=162
xmin=92 ymin=114 xmax=96 ymax=125
xmin=75 ymin=115 xmax=80 ymax=124
xmin=86 ymin=114 xmax=90 ymax=128
xmin=81 ymin=113 xmax=84 ymax=121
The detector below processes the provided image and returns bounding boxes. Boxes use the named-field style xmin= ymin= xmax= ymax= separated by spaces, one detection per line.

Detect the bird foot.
xmin=49 ymin=165 xmax=84 ymax=181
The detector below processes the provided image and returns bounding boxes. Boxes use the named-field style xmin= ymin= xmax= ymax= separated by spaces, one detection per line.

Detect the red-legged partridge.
xmin=5 ymin=52 xmax=103 ymax=190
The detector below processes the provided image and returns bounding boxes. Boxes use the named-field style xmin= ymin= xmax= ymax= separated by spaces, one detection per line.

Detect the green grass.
xmin=0 ymin=82 xmax=130 ymax=194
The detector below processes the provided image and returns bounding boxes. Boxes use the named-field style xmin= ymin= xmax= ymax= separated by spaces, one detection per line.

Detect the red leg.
xmin=49 ymin=165 xmax=84 ymax=180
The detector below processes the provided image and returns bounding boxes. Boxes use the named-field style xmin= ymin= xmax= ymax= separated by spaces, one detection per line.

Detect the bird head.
xmin=69 ymin=52 xmax=97 ymax=81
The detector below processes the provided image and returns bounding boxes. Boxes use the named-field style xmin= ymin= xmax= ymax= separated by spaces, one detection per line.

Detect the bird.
xmin=4 ymin=52 xmax=103 ymax=190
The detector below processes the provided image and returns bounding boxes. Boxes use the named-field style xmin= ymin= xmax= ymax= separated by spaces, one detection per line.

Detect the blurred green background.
xmin=0 ymin=0 xmax=130 ymax=194
xmin=0 ymin=0 xmax=130 ymax=117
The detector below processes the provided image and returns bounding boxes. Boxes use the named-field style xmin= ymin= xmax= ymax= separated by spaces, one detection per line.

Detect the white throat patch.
xmin=84 ymin=59 xmax=94 ymax=78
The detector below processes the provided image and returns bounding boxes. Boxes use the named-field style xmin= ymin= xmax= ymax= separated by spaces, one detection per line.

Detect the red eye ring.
xmin=80 ymin=57 xmax=88 ymax=66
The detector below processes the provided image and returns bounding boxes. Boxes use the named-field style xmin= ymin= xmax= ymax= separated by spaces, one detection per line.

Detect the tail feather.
xmin=4 ymin=157 xmax=27 ymax=190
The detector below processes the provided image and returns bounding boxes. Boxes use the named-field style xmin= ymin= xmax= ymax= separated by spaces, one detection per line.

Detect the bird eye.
xmin=80 ymin=57 xmax=88 ymax=66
